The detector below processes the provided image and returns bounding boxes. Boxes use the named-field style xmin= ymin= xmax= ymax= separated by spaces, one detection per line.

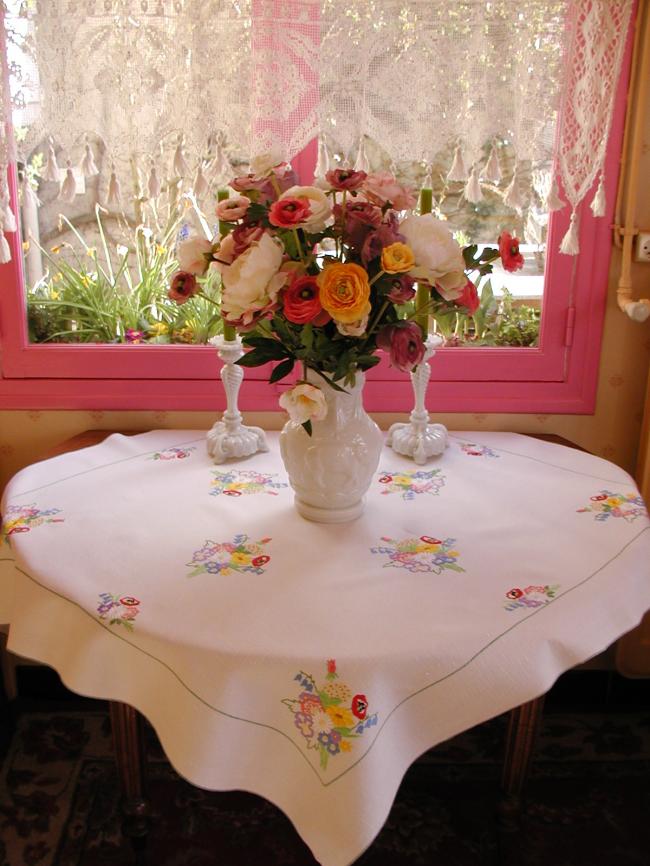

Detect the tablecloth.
xmin=1 ymin=430 xmax=649 ymax=866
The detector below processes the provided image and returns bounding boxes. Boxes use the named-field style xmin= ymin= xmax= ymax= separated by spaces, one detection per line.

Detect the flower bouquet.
xmin=169 ymin=150 xmax=523 ymax=519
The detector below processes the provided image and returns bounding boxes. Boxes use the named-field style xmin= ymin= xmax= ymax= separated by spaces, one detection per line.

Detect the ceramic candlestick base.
xmin=386 ymin=335 xmax=448 ymax=464
xmin=207 ymin=336 xmax=268 ymax=463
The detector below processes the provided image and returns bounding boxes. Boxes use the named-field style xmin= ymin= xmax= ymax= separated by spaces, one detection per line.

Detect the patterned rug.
xmin=1 ymin=709 xmax=649 ymax=866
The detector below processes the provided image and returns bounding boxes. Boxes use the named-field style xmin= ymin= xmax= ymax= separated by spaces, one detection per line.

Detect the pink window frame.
xmin=0 ymin=16 xmax=634 ymax=414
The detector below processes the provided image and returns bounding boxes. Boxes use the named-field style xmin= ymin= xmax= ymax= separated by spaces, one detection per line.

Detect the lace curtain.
xmin=0 ymin=0 xmax=634 ymax=262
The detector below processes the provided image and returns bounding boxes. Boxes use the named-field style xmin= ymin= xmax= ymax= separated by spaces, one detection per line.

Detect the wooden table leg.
xmin=497 ymin=696 xmax=545 ymax=864
xmin=110 ymin=701 xmax=150 ymax=864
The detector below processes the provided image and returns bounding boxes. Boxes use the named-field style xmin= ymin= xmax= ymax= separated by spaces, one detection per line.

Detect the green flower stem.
xmin=369 ymin=270 xmax=386 ymax=287
xmin=292 ymin=228 xmax=307 ymax=264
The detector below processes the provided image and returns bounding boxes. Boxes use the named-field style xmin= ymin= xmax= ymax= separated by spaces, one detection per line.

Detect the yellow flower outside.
xmin=50 ymin=290 xmax=60 ymax=300
xmin=22 ymin=240 xmax=30 ymax=252
xmin=381 ymin=242 xmax=415 ymax=274
xmin=148 ymin=322 xmax=168 ymax=337
xmin=325 ymin=705 xmax=355 ymax=728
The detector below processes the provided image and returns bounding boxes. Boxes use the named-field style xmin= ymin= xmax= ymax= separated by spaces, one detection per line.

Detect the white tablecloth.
xmin=1 ymin=430 xmax=649 ymax=866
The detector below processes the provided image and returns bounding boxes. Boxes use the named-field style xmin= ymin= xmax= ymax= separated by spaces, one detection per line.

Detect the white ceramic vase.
xmin=279 ymin=371 xmax=383 ymax=523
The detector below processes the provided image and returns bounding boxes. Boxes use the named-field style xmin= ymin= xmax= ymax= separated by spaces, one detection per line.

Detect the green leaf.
xmin=235 ymin=343 xmax=288 ymax=367
xmin=301 ymin=419 xmax=313 ymax=436
xmin=301 ymin=322 xmax=313 ymax=351
xmin=269 ymin=357 xmax=295 ymax=384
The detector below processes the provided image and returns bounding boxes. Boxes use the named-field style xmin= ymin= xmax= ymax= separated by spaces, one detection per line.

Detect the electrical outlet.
xmin=635 ymin=233 xmax=650 ymax=262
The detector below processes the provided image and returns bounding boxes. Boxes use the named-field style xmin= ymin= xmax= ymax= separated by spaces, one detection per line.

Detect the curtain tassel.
xmin=504 ymin=168 xmax=524 ymax=212
xmin=590 ymin=174 xmax=606 ymax=218
xmin=354 ymin=136 xmax=369 ymax=173
xmin=483 ymin=144 xmax=502 ymax=183
xmin=59 ymin=162 xmax=77 ymax=203
xmin=0 ymin=222 xmax=11 ymax=263
xmin=107 ymin=168 xmax=121 ymax=208
xmin=44 ymin=142 xmax=61 ymax=182
xmin=173 ymin=142 xmax=190 ymax=178
xmin=559 ymin=211 xmax=580 ymax=255
xmin=315 ymin=136 xmax=330 ymax=178
xmin=546 ymin=176 xmax=565 ymax=212
xmin=147 ymin=165 xmax=161 ymax=199
xmin=464 ymin=166 xmax=483 ymax=203
xmin=81 ymin=142 xmax=99 ymax=177
xmin=193 ymin=162 xmax=209 ymax=199
xmin=2 ymin=203 xmax=17 ymax=233
xmin=447 ymin=145 xmax=467 ymax=182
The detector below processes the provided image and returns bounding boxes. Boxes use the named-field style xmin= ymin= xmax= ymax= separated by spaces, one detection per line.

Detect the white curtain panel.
xmin=0 ymin=0 xmax=633 ymax=260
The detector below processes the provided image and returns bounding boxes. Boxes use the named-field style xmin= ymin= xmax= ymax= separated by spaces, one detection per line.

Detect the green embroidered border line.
xmin=3 ymin=435 xmax=206 ymax=502
xmin=448 ymin=433 xmax=638 ymax=486
xmin=1 ymin=523 xmax=649 ymax=787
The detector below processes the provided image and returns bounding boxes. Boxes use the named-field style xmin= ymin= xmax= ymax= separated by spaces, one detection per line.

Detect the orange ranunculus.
xmin=381 ymin=242 xmax=415 ymax=274
xmin=317 ymin=263 xmax=371 ymax=324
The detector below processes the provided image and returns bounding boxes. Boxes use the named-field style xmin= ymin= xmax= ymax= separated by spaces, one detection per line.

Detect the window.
xmin=0 ymin=1 xmax=635 ymax=413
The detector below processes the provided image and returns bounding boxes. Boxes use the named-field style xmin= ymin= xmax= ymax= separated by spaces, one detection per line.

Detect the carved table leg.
xmin=498 ymin=696 xmax=545 ymax=864
xmin=110 ymin=701 xmax=150 ymax=865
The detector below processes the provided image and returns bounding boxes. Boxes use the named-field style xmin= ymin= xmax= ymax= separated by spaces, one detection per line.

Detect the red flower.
xmin=223 ymin=489 xmax=242 ymax=496
xmin=168 ymin=270 xmax=199 ymax=305
xmin=351 ymin=694 xmax=368 ymax=720
xmin=506 ymin=588 xmax=523 ymax=600
xmin=376 ymin=322 xmax=425 ymax=373
xmin=119 ymin=596 xmax=140 ymax=606
xmin=326 ymin=659 xmax=337 ymax=676
xmin=325 ymin=168 xmax=367 ymax=191
xmin=498 ymin=232 xmax=524 ymax=272
xmin=281 ymin=275 xmax=330 ymax=325
xmin=420 ymin=536 xmax=441 ymax=545
xmin=386 ymin=275 xmax=416 ymax=304
xmin=455 ymin=280 xmax=480 ymax=314
xmin=379 ymin=475 xmax=393 ymax=484
xmin=231 ymin=225 xmax=265 ymax=257
xmin=591 ymin=494 xmax=608 ymax=501
xmin=252 ymin=555 xmax=270 ymax=567
xmin=269 ymin=197 xmax=312 ymax=228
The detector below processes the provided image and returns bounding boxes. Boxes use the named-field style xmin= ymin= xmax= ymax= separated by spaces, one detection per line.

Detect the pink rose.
xmin=215 ymin=195 xmax=250 ymax=221
xmin=168 ymin=270 xmax=199 ymax=305
xmin=455 ymin=280 xmax=480 ymax=314
xmin=231 ymin=225 xmax=266 ymax=257
xmin=363 ymin=172 xmax=417 ymax=211
xmin=386 ymin=275 xmax=416 ymax=303
xmin=325 ymin=168 xmax=367 ymax=191
xmin=376 ymin=321 xmax=425 ymax=372
xmin=269 ymin=197 xmax=312 ymax=228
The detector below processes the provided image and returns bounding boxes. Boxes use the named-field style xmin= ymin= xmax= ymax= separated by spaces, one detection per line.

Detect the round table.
xmin=1 ymin=429 xmax=649 ymax=866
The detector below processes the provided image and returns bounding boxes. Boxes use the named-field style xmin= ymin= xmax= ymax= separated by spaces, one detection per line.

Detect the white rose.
xmin=336 ymin=312 xmax=369 ymax=337
xmin=250 ymin=147 xmax=286 ymax=178
xmin=280 ymin=185 xmax=333 ymax=233
xmin=279 ymin=383 xmax=328 ymax=424
xmin=221 ymin=233 xmax=285 ymax=324
xmin=400 ymin=214 xmax=466 ymax=297
xmin=177 ymin=237 xmax=213 ymax=276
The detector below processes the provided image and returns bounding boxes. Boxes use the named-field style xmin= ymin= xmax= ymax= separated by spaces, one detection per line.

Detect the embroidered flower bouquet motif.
xmin=459 ymin=442 xmax=499 ymax=457
xmin=209 ymin=469 xmax=288 ymax=497
xmin=504 ymin=584 xmax=560 ymax=611
xmin=371 ymin=536 xmax=464 ymax=574
xmin=283 ymin=660 xmax=378 ymax=770
xmin=1 ymin=504 xmax=64 ymax=544
xmin=97 ymin=594 xmax=140 ymax=631
xmin=578 ymin=491 xmax=647 ymax=522
xmin=149 ymin=446 xmax=196 ymax=460
xmin=377 ymin=469 xmax=445 ymax=501
xmin=187 ymin=534 xmax=271 ymax=577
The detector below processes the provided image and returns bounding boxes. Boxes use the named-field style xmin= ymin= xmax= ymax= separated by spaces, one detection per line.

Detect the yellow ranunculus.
xmin=326 ymin=705 xmax=355 ymax=728
xmin=317 ymin=263 xmax=371 ymax=324
xmin=149 ymin=322 xmax=169 ymax=337
xmin=381 ymin=242 xmax=415 ymax=274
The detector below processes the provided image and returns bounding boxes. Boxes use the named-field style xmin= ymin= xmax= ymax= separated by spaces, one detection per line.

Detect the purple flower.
xmin=361 ymin=213 xmax=405 ymax=265
xmin=376 ymin=321 xmax=425 ymax=373
xmin=386 ymin=275 xmax=416 ymax=303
